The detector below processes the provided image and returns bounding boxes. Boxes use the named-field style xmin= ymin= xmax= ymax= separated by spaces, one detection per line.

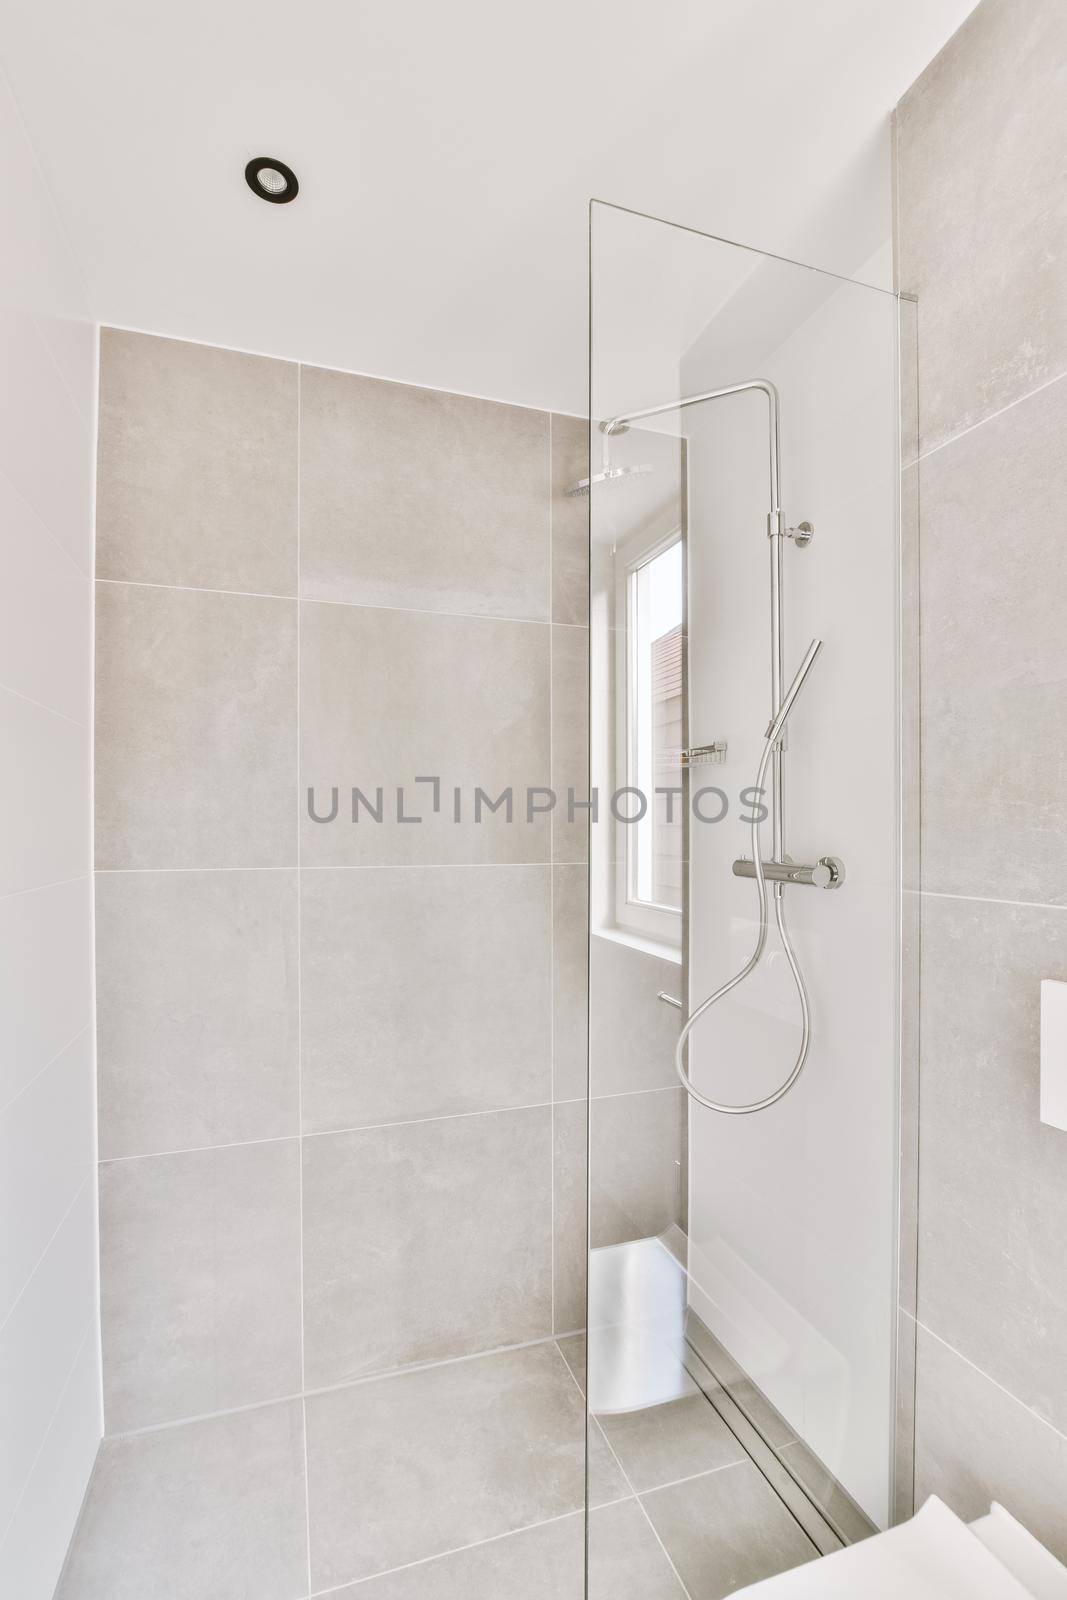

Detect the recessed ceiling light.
xmin=245 ymin=156 xmax=299 ymax=205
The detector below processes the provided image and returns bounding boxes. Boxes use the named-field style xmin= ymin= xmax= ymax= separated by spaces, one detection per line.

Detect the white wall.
xmin=0 ymin=62 xmax=101 ymax=1598
xmin=683 ymin=246 xmax=900 ymax=1527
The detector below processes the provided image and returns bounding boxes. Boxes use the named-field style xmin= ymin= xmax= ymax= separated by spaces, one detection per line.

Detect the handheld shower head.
xmin=766 ymin=638 xmax=822 ymax=743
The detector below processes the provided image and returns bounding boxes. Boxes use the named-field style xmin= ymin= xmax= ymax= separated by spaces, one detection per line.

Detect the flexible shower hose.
xmin=674 ymin=733 xmax=812 ymax=1115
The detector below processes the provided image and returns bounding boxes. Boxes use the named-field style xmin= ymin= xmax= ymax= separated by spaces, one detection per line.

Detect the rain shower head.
xmin=564 ymin=463 xmax=654 ymax=498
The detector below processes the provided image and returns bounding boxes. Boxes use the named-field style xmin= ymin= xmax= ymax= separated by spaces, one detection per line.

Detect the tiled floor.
xmin=56 ymin=1337 xmax=817 ymax=1600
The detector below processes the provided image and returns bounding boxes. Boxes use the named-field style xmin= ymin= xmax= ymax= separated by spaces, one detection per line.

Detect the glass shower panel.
xmin=586 ymin=201 xmax=913 ymax=1598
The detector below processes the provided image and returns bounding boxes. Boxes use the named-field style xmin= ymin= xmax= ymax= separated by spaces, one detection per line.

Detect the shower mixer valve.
xmin=732 ymin=854 xmax=845 ymax=889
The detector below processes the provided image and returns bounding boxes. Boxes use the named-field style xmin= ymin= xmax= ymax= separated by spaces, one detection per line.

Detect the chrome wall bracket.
xmin=732 ymin=854 xmax=845 ymax=889
xmin=786 ymin=520 xmax=814 ymax=547
xmin=681 ymin=741 xmax=728 ymax=767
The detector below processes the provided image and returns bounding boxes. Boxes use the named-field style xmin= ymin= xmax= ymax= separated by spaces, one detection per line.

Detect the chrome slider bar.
xmin=732 ymin=855 xmax=845 ymax=889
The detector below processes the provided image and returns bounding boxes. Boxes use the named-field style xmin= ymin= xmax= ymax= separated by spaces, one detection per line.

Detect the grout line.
xmin=0 ymin=872 xmax=88 ymax=902
xmin=105 ymin=1330 xmax=583 ymax=1441
xmin=303 ymin=1506 xmax=593 ymax=1596
xmin=0 ymin=1316 xmax=95 ymax=1552
xmin=95 ymin=576 xmax=294 ymax=602
xmin=0 ymin=1023 xmax=91 ymax=1119
xmin=917 ymin=888 xmax=1067 ymax=915
xmin=0 ymin=457 xmax=92 ymax=583
xmin=98 ymin=1086 xmax=673 ymax=1165
xmin=100 ymin=319 xmax=582 ymax=421
xmin=909 ymin=370 xmax=1065 ymax=468
xmin=94 ymin=861 xmax=554 ymax=875
xmin=95 ymin=574 xmax=553 ymax=630
xmin=552 ymin=1342 xmax=695 ymax=1600
xmin=909 ymin=1313 xmax=1067 ymax=1447
xmin=638 ymin=1460 xmax=750 ymax=1499
xmin=297 ymin=364 xmax=313 ymax=1600
xmin=0 ymin=1174 xmax=91 ymax=1342
xmin=0 ymin=678 xmax=89 ymax=730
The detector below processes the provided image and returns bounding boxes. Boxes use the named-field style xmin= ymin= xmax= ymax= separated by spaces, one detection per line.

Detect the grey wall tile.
xmin=96 ymin=869 xmax=298 ymax=1158
xmin=917 ymin=893 xmax=1067 ymax=1434
xmin=97 ymin=330 xmax=298 ymax=594
xmin=304 ymin=1342 xmax=590 ymax=1589
xmin=299 ymin=366 xmax=549 ymax=620
xmin=302 ymin=1107 xmax=551 ymax=1387
xmin=896 ymin=0 xmax=1067 ymax=454
xmin=299 ymin=600 xmax=549 ymax=867
xmin=56 ymin=1400 xmax=307 ymax=1600
xmin=300 ymin=865 xmax=550 ymax=1132
xmin=323 ymin=1512 xmax=585 ymax=1600
xmin=914 ymin=1321 xmax=1067 ymax=1564
xmin=641 ymin=1462 xmax=816 ymax=1599
xmin=551 ymin=414 xmax=589 ymax=626
xmin=590 ymin=935 xmax=682 ymax=1096
xmin=919 ymin=378 xmax=1067 ymax=904
xmin=590 ymin=1089 xmax=685 ymax=1249
xmin=553 ymin=1099 xmax=587 ymax=1335
xmin=95 ymin=583 xmax=296 ymax=870
xmin=553 ymin=864 xmax=588 ymax=1103
xmin=100 ymin=1140 xmax=302 ymax=1431
xmin=551 ymin=624 xmax=589 ymax=866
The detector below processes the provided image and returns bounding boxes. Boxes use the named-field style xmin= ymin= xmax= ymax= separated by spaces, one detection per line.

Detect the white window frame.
xmin=612 ymin=523 xmax=684 ymax=948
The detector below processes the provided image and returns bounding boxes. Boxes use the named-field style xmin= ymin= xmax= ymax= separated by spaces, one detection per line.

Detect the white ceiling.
xmin=0 ymin=0 xmax=974 ymax=413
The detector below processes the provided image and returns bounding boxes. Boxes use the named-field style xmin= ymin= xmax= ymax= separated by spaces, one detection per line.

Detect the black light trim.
xmin=244 ymin=156 xmax=299 ymax=205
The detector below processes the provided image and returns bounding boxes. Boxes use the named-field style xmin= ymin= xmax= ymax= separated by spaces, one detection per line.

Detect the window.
xmin=616 ymin=532 xmax=685 ymax=943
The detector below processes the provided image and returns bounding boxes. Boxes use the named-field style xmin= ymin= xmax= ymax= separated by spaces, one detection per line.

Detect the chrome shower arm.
xmin=600 ymin=379 xmax=781 ymax=517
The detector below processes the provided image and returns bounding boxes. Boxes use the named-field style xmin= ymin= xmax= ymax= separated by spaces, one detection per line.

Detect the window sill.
xmin=593 ymin=923 xmax=683 ymax=966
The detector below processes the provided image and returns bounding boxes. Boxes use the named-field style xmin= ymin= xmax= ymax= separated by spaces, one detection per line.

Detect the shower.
xmin=597 ymin=379 xmax=844 ymax=1114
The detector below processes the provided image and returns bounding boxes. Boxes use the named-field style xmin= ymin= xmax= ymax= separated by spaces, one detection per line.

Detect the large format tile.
xmin=329 ymin=1498 xmax=682 ymax=1600
xmin=300 ymin=865 xmax=550 ymax=1132
xmin=590 ymin=934 xmax=682 ymax=1096
xmin=325 ymin=1512 xmax=585 ymax=1600
xmin=599 ymin=1393 xmax=745 ymax=1494
xmin=917 ymin=894 xmax=1067 ymax=1435
xmin=551 ymin=624 xmax=589 ymax=866
xmin=0 ymin=1180 xmax=95 ymax=1538
xmin=0 ymin=470 xmax=90 ymax=723
xmin=0 ymin=875 xmax=92 ymax=1111
xmin=305 ymin=1342 xmax=609 ymax=1590
xmin=914 ymin=1321 xmax=1067 ymax=1565
xmin=96 ymin=329 xmax=298 ymax=594
xmin=588 ymin=1497 xmax=688 ymax=1600
xmin=0 ymin=309 xmax=93 ymax=574
xmin=100 ymin=1140 xmax=302 ymax=1431
xmin=0 ymin=686 xmax=89 ymax=896
xmin=299 ymin=365 xmax=549 ymax=620
xmin=553 ymin=864 xmax=588 ymax=1103
xmin=895 ymin=0 xmax=1067 ymax=455
xmin=641 ymin=1462 xmax=817 ymax=1600
xmin=551 ymin=413 xmax=589 ymax=627
xmin=299 ymin=600 xmax=549 ymax=866
xmin=919 ymin=377 xmax=1067 ymax=904
xmin=96 ymin=869 xmax=298 ymax=1157
xmin=95 ymin=583 xmax=296 ymax=870
xmin=302 ymin=1107 xmax=551 ymax=1386
xmin=55 ymin=1400 xmax=308 ymax=1600
xmin=0 ymin=1030 xmax=93 ymax=1325
xmin=590 ymin=1088 xmax=685 ymax=1249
